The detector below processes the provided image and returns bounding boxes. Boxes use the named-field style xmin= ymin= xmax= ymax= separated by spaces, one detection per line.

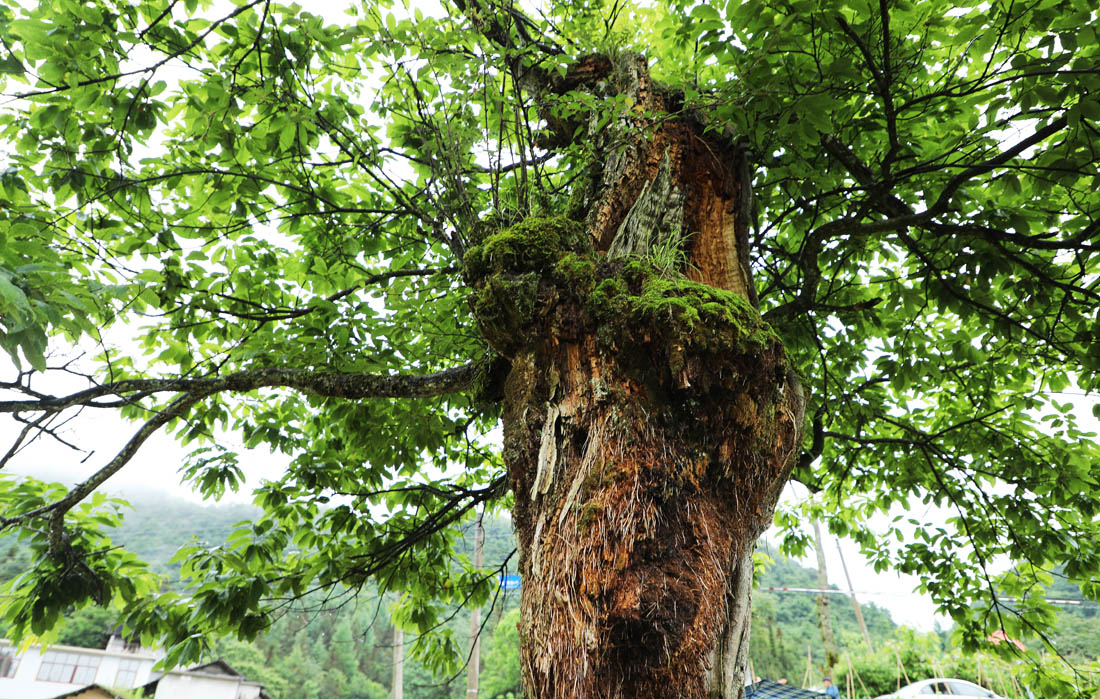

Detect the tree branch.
xmin=814 ymin=115 xmax=1071 ymax=240
xmin=42 ymin=392 xmax=206 ymax=551
xmin=927 ymin=219 xmax=1100 ymax=253
xmin=8 ymin=0 xmax=267 ymax=100
xmin=0 ymin=362 xmax=481 ymax=415
xmin=204 ymin=267 xmax=459 ymax=323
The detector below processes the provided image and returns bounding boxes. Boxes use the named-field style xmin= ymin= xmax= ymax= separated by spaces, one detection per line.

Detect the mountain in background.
xmin=3 ymin=490 xmax=1096 ymax=697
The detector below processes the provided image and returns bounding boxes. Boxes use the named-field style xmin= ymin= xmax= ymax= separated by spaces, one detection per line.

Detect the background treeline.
xmin=2 ymin=492 xmax=1098 ymax=698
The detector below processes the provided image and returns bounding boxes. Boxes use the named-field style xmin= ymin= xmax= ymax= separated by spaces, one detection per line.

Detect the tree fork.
xmin=470 ymin=53 xmax=807 ymax=698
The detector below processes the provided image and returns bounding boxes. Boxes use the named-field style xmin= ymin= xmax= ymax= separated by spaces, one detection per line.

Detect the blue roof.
xmin=745 ymin=679 xmax=828 ymax=698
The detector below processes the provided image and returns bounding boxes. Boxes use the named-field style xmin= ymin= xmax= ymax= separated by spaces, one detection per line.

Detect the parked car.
xmin=872 ymin=678 xmax=1006 ymax=698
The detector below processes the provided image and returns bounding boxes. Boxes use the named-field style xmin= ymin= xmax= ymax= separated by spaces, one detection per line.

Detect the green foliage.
xmin=480 ymin=608 xmax=524 ymax=699
xmin=0 ymin=479 xmax=162 ymax=642
xmin=55 ymin=605 xmax=116 ymax=649
xmin=0 ymin=0 xmax=1098 ymax=690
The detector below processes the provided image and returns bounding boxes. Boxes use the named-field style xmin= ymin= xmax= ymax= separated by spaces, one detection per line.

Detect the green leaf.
xmin=0 ymin=272 xmax=29 ymax=313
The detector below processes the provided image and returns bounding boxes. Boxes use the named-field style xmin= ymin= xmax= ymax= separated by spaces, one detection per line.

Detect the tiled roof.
xmin=47 ymin=684 xmax=128 ymax=699
xmin=746 ymin=679 xmax=828 ymax=698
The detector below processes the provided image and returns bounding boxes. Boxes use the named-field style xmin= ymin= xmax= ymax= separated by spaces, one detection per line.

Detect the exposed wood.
xmin=607 ymin=153 xmax=684 ymax=262
xmin=556 ymin=54 xmax=756 ymax=304
xmin=532 ymin=405 xmax=561 ymax=500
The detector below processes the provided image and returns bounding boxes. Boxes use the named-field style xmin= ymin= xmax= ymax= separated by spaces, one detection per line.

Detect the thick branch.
xmin=379 ymin=147 xmax=554 ymax=175
xmin=813 ymin=115 xmax=1070 ymax=241
xmin=450 ymin=0 xmax=561 ymax=95
xmin=205 ymin=267 xmax=459 ymax=323
xmin=836 ymin=12 xmax=899 ymax=168
xmin=0 ymin=362 xmax=481 ymax=415
xmin=1 ymin=360 xmax=484 ymax=545
xmin=927 ymin=219 xmax=1100 ymax=253
xmin=821 ymin=131 xmax=1100 ymax=257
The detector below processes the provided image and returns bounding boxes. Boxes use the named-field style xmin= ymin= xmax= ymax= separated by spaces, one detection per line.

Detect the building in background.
xmin=0 ymin=637 xmax=270 ymax=699
xmin=1 ymin=635 xmax=159 ymax=699
xmin=131 ymin=659 xmax=271 ymax=699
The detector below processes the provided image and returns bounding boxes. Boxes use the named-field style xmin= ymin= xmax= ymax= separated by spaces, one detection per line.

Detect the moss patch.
xmin=587 ymin=270 xmax=782 ymax=355
xmin=470 ymin=351 xmax=511 ymax=409
xmin=464 ymin=216 xmax=589 ymax=280
xmin=470 ymin=273 xmax=540 ymax=356
xmin=467 ymin=214 xmax=784 ymax=374
xmin=551 ymin=252 xmax=599 ymax=293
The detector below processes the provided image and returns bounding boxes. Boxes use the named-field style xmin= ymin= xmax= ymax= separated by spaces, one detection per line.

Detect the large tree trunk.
xmin=469 ymin=54 xmax=806 ymax=698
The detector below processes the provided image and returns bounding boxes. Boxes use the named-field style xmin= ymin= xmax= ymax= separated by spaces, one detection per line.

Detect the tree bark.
xmin=470 ymin=54 xmax=806 ymax=698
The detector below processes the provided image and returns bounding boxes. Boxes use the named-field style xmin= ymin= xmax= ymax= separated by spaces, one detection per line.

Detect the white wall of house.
xmin=152 ymin=670 xmax=265 ymax=699
xmin=0 ymin=638 xmax=161 ymax=699
xmin=1 ymin=639 xmax=269 ymax=699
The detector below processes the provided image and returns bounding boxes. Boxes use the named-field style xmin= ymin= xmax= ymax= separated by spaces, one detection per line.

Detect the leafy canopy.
xmin=0 ymin=0 xmax=1098 ymax=691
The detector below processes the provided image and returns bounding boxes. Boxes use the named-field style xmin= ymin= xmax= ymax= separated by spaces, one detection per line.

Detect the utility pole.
xmin=393 ymin=626 xmax=404 ymax=699
xmin=466 ymin=510 xmax=485 ymax=698
xmin=812 ymin=520 xmax=839 ymax=673
xmin=836 ymin=539 xmax=873 ymax=651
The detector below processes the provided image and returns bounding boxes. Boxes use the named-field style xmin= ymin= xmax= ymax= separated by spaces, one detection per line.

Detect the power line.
xmin=757 ymin=586 xmax=1092 ymax=606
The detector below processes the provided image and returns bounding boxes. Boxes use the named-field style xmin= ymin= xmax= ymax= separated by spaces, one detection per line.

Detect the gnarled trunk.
xmin=469 ymin=54 xmax=806 ymax=698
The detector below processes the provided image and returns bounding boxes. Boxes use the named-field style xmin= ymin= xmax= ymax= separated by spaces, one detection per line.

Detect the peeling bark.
xmin=502 ymin=314 xmax=802 ymax=698
xmin=607 ymin=153 xmax=684 ymax=261
xmin=559 ymin=54 xmax=757 ymax=303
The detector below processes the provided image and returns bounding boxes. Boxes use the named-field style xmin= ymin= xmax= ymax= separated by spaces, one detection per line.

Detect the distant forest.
xmin=2 ymin=491 xmax=1097 ymax=698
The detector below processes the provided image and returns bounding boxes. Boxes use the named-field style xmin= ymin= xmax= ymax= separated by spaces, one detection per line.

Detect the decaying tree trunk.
xmin=468 ymin=54 xmax=806 ymax=698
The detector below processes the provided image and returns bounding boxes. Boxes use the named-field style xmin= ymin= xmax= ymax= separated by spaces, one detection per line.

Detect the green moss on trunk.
xmin=466 ymin=215 xmax=784 ymax=368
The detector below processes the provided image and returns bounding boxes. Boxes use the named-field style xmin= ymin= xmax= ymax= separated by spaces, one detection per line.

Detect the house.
xmin=130 ymin=659 xmax=272 ymax=699
xmin=44 ymin=686 xmax=128 ymax=699
xmin=0 ymin=637 xmax=271 ymax=699
xmin=0 ymin=635 xmax=161 ymax=699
